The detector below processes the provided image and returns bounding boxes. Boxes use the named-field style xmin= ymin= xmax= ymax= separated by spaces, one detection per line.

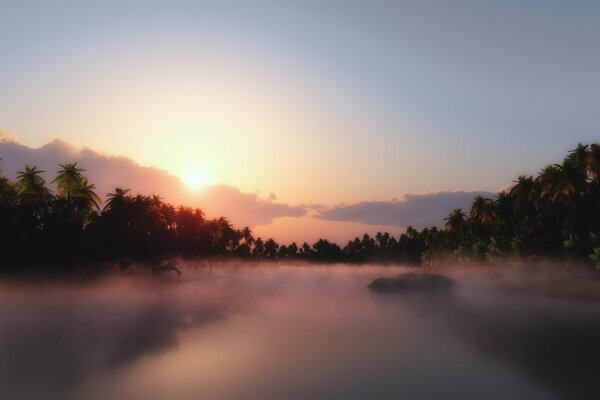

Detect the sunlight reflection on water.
xmin=1 ymin=264 xmax=598 ymax=400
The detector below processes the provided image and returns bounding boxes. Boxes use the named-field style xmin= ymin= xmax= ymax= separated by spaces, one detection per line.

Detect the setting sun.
xmin=182 ymin=170 xmax=208 ymax=190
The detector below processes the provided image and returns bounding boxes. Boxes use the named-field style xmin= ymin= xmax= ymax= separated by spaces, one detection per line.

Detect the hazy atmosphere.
xmin=3 ymin=264 xmax=600 ymax=400
xmin=2 ymin=1 xmax=600 ymax=400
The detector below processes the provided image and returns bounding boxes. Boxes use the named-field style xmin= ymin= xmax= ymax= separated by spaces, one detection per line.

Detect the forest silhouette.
xmin=1 ymin=143 xmax=600 ymax=271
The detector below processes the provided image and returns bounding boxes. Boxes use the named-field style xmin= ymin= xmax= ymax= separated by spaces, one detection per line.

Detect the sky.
xmin=1 ymin=1 xmax=599 ymax=242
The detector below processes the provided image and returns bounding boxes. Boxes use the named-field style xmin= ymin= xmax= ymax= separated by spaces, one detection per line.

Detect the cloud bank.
xmin=314 ymin=191 xmax=496 ymax=229
xmin=1 ymin=129 xmax=498 ymax=239
xmin=195 ymin=185 xmax=306 ymax=227
xmin=0 ymin=130 xmax=305 ymax=227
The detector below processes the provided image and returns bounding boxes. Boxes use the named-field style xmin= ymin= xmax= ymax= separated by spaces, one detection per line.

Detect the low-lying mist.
xmin=1 ymin=263 xmax=599 ymax=400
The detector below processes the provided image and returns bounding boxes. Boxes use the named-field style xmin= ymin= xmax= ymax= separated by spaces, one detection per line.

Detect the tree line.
xmin=425 ymin=143 xmax=600 ymax=268
xmin=1 ymin=143 xmax=600 ymax=271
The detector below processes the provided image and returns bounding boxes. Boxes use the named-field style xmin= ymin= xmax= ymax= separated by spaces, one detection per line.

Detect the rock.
xmin=368 ymin=273 xmax=455 ymax=293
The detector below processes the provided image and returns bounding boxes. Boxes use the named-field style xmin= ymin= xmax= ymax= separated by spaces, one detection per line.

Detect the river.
xmin=0 ymin=264 xmax=598 ymax=400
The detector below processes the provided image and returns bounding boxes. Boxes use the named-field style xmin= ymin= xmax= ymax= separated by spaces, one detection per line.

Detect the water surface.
xmin=1 ymin=264 xmax=598 ymax=400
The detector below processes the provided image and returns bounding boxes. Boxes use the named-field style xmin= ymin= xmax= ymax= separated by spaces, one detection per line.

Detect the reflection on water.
xmin=0 ymin=264 xmax=599 ymax=400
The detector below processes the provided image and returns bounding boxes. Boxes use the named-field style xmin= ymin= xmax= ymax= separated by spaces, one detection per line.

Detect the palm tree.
xmin=204 ymin=217 xmax=235 ymax=262
xmin=217 ymin=217 xmax=238 ymax=252
xmin=253 ymin=237 xmax=265 ymax=258
xmin=53 ymin=162 xmax=84 ymax=200
xmin=375 ymin=232 xmax=391 ymax=250
xmin=494 ymin=191 xmax=513 ymax=219
xmin=264 ymin=238 xmax=280 ymax=259
xmin=240 ymin=226 xmax=254 ymax=245
xmin=470 ymin=196 xmax=496 ymax=224
xmin=493 ymin=191 xmax=515 ymax=238
xmin=0 ymin=177 xmax=18 ymax=206
xmin=568 ymin=143 xmax=589 ymax=169
xmin=444 ymin=209 xmax=466 ymax=233
xmin=537 ymin=158 xmax=588 ymax=253
xmin=287 ymin=242 xmax=299 ymax=257
xmin=537 ymin=158 xmax=586 ymax=204
xmin=16 ymin=165 xmax=53 ymax=205
xmin=159 ymin=202 xmax=177 ymax=231
xmin=301 ymin=242 xmax=312 ymax=257
xmin=537 ymin=165 xmax=562 ymax=203
xmin=175 ymin=206 xmax=204 ymax=252
xmin=361 ymin=233 xmax=376 ymax=256
xmin=72 ymin=179 xmax=101 ymax=212
xmin=234 ymin=226 xmax=254 ymax=257
xmin=405 ymin=226 xmax=418 ymax=240
xmin=104 ymin=187 xmax=130 ymax=213
xmin=509 ymin=175 xmax=538 ymax=214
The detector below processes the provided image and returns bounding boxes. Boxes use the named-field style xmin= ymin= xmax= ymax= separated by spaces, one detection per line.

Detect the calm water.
xmin=1 ymin=264 xmax=599 ymax=400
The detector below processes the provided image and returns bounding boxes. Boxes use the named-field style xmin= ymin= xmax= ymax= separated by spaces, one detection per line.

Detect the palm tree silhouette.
xmin=16 ymin=165 xmax=53 ymax=205
xmin=0 ymin=176 xmax=17 ymax=206
xmin=568 ymin=143 xmax=589 ymax=168
xmin=73 ymin=179 xmax=101 ymax=212
xmin=375 ymin=232 xmax=391 ymax=250
xmin=509 ymin=175 xmax=538 ymax=215
xmin=264 ymin=238 xmax=280 ymax=259
xmin=537 ymin=158 xmax=586 ymax=204
xmin=53 ymin=162 xmax=85 ymax=200
xmin=470 ymin=196 xmax=496 ymax=225
xmin=241 ymin=226 xmax=254 ymax=245
xmin=538 ymin=158 xmax=588 ymax=251
xmin=444 ymin=209 xmax=466 ymax=233
xmin=253 ymin=238 xmax=265 ymax=258
xmin=104 ymin=187 xmax=131 ymax=213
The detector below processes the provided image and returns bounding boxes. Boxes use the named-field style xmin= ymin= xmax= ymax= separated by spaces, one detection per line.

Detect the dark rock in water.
xmin=118 ymin=259 xmax=132 ymax=272
xmin=368 ymin=273 xmax=455 ymax=293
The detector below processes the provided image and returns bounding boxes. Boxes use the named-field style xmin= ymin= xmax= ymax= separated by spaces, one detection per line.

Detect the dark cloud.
xmin=0 ymin=132 xmax=306 ymax=227
xmin=315 ymin=191 xmax=496 ymax=229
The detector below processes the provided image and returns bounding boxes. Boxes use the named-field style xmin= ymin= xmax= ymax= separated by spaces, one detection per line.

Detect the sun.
xmin=182 ymin=170 xmax=208 ymax=190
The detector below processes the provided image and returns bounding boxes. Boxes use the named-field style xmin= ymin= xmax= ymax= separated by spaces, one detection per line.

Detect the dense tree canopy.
xmin=1 ymin=143 xmax=600 ymax=271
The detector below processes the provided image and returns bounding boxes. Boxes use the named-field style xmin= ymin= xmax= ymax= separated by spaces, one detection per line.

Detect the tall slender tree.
xmin=53 ymin=163 xmax=85 ymax=200
xmin=444 ymin=209 xmax=467 ymax=233
xmin=16 ymin=165 xmax=53 ymax=205
xmin=470 ymin=196 xmax=496 ymax=224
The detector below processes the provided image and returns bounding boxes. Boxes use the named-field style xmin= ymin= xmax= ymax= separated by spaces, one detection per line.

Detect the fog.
xmin=1 ymin=264 xmax=599 ymax=400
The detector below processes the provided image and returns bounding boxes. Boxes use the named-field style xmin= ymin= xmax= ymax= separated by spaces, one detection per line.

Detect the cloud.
xmin=0 ymin=131 xmax=306 ymax=227
xmin=315 ymin=190 xmax=496 ymax=229
xmin=0 ymin=128 xmax=18 ymax=143
xmin=496 ymin=181 xmax=515 ymax=193
xmin=0 ymin=130 xmax=499 ymax=237
xmin=196 ymin=185 xmax=306 ymax=227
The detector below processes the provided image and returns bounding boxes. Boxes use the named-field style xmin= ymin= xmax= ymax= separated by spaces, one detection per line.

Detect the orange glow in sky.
xmin=182 ymin=169 xmax=209 ymax=191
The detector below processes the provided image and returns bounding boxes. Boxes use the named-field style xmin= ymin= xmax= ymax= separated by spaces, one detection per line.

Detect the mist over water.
xmin=1 ymin=264 xmax=599 ymax=400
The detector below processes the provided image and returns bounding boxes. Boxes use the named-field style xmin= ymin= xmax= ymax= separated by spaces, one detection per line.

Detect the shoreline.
xmin=1 ymin=260 xmax=600 ymax=302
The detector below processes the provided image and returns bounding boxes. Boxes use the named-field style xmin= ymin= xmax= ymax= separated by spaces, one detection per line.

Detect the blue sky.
xmin=1 ymin=0 xmax=599 ymax=205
